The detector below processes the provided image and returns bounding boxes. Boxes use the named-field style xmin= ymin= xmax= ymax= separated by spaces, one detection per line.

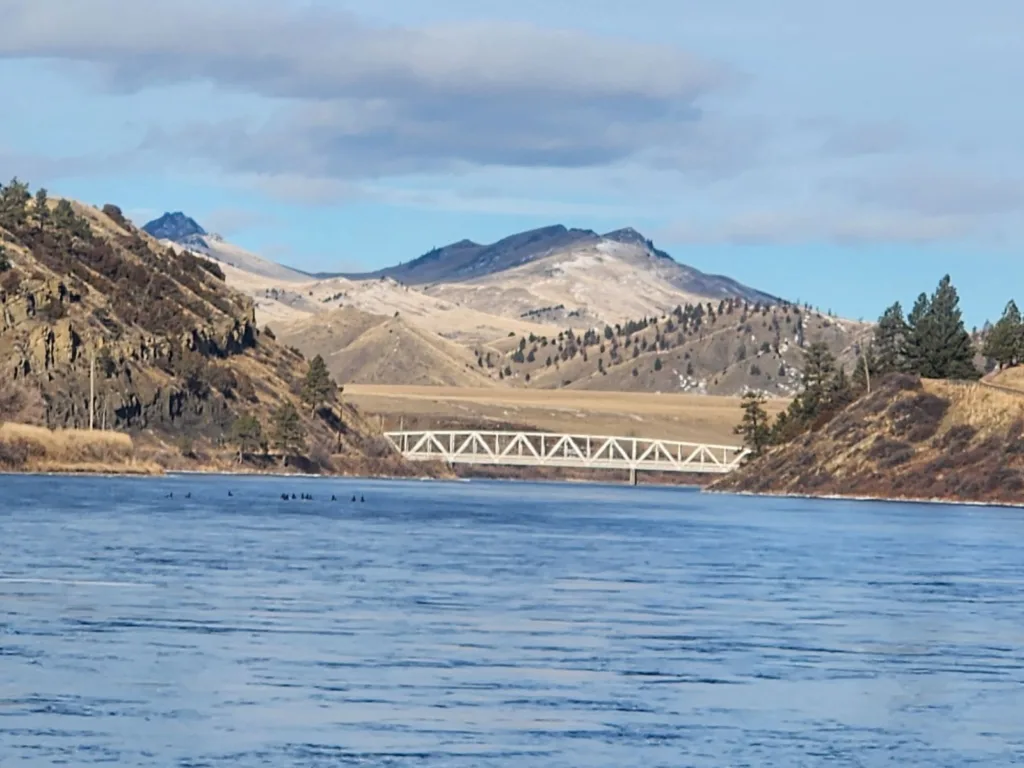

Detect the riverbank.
xmin=708 ymin=487 xmax=1024 ymax=511
xmin=711 ymin=375 xmax=1024 ymax=507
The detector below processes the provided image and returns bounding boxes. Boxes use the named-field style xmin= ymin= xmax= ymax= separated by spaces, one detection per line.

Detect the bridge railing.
xmin=384 ymin=430 xmax=749 ymax=474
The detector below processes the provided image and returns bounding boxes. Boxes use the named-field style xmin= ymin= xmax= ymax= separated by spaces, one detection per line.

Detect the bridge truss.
xmin=385 ymin=430 xmax=749 ymax=480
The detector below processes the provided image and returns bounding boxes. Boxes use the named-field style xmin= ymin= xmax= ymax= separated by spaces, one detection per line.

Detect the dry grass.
xmin=344 ymin=384 xmax=790 ymax=444
xmin=928 ymin=379 xmax=1024 ymax=435
xmin=0 ymin=423 xmax=157 ymax=473
xmin=988 ymin=365 xmax=1024 ymax=393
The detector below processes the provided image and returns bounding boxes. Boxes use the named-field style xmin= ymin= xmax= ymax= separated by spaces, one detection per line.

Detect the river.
xmin=2 ymin=475 xmax=1023 ymax=766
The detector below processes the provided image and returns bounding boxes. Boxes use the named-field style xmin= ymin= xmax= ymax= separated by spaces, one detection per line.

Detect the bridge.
xmin=384 ymin=430 xmax=750 ymax=484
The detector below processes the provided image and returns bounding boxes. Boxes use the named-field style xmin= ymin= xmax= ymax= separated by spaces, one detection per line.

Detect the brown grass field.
xmin=0 ymin=423 xmax=161 ymax=474
xmin=344 ymin=385 xmax=790 ymax=445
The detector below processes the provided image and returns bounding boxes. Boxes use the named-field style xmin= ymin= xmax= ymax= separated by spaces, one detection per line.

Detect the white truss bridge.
xmin=385 ymin=430 xmax=749 ymax=482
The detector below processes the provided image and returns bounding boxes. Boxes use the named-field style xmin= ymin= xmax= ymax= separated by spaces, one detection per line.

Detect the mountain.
xmin=337 ymin=224 xmax=778 ymax=309
xmin=340 ymin=225 xmax=600 ymax=284
xmin=143 ymin=212 xmax=308 ymax=283
xmin=142 ymin=211 xmax=206 ymax=241
xmin=0 ymin=187 xmax=415 ymax=475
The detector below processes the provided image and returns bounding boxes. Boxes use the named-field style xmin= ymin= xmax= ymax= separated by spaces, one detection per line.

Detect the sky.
xmin=1 ymin=0 xmax=1022 ymax=326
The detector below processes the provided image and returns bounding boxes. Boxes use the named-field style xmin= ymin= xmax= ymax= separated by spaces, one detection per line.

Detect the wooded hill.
xmin=718 ymin=274 xmax=1024 ymax=505
xmin=0 ymin=178 xmax=418 ymax=475
xmin=474 ymin=298 xmax=870 ymax=396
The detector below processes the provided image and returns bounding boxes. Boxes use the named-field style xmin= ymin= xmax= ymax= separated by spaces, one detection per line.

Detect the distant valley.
xmin=144 ymin=213 xmax=869 ymax=397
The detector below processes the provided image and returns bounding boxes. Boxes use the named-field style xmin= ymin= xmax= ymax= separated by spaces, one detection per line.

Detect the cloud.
xmin=836 ymin=168 xmax=1024 ymax=218
xmin=662 ymin=210 xmax=974 ymax=246
xmin=0 ymin=146 xmax=131 ymax=184
xmin=814 ymin=120 xmax=911 ymax=158
xmin=0 ymin=0 xmax=736 ymax=179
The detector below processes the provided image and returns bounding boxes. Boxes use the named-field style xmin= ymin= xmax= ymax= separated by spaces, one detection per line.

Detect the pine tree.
xmin=873 ymin=302 xmax=908 ymax=374
xmin=0 ymin=178 xmax=30 ymax=230
xmin=982 ymin=300 xmax=1023 ymax=369
xmin=852 ymin=342 xmax=879 ymax=392
xmin=735 ymin=391 xmax=771 ymax=457
xmin=272 ymin=401 xmax=306 ymax=462
xmin=301 ymin=354 xmax=336 ymax=416
xmin=796 ymin=342 xmax=837 ymax=419
xmin=34 ymin=188 xmax=48 ymax=233
xmin=905 ymin=275 xmax=978 ymax=379
xmin=230 ymin=413 xmax=264 ymax=463
xmin=0 ymin=245 xmax=10 ymax=273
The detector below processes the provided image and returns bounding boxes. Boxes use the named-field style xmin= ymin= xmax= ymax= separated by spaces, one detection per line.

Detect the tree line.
xmin=736 ymin=274 xmax=996 ymax=456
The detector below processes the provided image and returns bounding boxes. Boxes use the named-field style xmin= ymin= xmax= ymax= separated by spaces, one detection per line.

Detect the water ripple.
xmin=1 ymin=475 xmax=1023 ymax=766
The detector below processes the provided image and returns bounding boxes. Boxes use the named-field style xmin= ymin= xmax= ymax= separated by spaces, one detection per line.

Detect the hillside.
xmin=0 ymin=183 xmax=418 ymax=475
xmin=276 ymin=306 xmax=495 ymax=387
xmin=138 ymin=212 xmax=868 ymax=398
xmin=711 ymin=374 xmax=1024 ymax=505
xmin=473 ymin=299 xmax=870 ymax=396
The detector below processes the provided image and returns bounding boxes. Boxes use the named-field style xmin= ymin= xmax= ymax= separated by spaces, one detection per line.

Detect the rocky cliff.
xmin=0 ymin=190 xmax=412 ymax=473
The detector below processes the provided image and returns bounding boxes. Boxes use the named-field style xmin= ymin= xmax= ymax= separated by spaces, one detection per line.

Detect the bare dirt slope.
xmin=712 ymin=374 xmax=1024 ymax=505
xmin=344 ymin=384 xmax=789 ymax=445
xmin=277 ymin=308 xmax=496 ymax=388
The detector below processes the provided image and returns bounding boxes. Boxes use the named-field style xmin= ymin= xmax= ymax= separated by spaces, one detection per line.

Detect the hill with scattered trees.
xmin=470 ymin=298 xmax=870 ymax=397
xmin=714 ymin=275 xmax=1024 ymax=505
xmin=0 ymin=178 xmax=428 ymax=476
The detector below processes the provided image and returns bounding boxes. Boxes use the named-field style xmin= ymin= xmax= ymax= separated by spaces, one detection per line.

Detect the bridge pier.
xmin=629 ymin=467 xmax=637 ymax=486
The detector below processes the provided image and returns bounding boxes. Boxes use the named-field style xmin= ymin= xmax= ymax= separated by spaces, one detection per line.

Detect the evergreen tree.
xmin=905 ymin=275 xmax=978 ymax=379
xmin=230 ymin=413 xmax=264 ymax=462
xmin=0 ymin=178 xmax=30 ymax=230
xmin=982 ymin=300 xmax=1024 ymax=369
xmin=735 ymin=391 xmax=771 ymax=457
xmin=272 ymin=401 xmax=306 ymax=462
xmin=34 ymin=188 xmax=48 ymax=232
xmin=653 ymin=357 xmax=663 ymax=372
xmin=0 ymin=245 xmax=10 ymax=273
xmin=852 ymin=342 xmax=879 ymax=392
xmin=873 ymin=302 xmax=908 ymax=374
xmin=796 ymin=342 xmax=837 ymax=420
xmin=301 ymin=354 xmax=336 ymax=416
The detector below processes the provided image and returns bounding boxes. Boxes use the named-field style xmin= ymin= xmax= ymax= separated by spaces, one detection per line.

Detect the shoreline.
xmin=4 ymin=464 xmax=1020 ymax=508
xmin=705 ymin=488 xmax=1024 ymax=511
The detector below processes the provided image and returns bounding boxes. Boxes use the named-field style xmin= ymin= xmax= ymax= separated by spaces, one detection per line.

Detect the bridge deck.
xmin=385 ymin=430 xmax=748 ymax=475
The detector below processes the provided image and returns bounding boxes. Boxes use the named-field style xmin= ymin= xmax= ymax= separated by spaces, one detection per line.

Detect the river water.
xmin=2 ymin=475 xmax=1023 ymax=766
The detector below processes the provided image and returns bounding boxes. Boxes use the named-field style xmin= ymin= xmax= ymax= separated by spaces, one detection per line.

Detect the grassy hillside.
xmin=472 ymin=300 xmax=870 ymax=396
xmin=711 ymin=374 xmax=1024 ymax=505
xmin=0 ymin=180 xmax=419 ymax=475
xmin=276 ymin=306 xmax=494 ymax=388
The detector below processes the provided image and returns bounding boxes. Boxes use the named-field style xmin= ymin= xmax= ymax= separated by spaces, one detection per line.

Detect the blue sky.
xmin=1 ymin=0 xmax=1022 ymax=326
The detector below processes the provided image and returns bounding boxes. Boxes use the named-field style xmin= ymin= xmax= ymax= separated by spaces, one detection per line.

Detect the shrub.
xmin=867 ymin=437 xmax=914 ymax=468
xmin=101 ymin=204 xmax=129 ymax=229
xmin=936 ymin=424 xmax=977 ymax=451
xmin=888 ymin=392 xmax=950 ymax=442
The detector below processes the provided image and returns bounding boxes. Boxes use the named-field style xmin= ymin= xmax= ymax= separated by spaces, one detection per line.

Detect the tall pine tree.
xmin=301 ymin=354 xmax=336 ymax=416
xmin=735 ymin=391 xmax=772 ymax=457
xmin=904 ymin=275 xmax=978 ymax=380
xmin=873 ymin=302 xmax=908 ymax=374
xmin=982 ymin=300 xmax=1023 ymax=369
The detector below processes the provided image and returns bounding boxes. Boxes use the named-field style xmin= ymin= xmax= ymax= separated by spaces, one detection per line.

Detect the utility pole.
xmin=862 ymin=351 xmax=871 ymax=394
xmin=89 ymin=346 xmax=95 ymax=431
